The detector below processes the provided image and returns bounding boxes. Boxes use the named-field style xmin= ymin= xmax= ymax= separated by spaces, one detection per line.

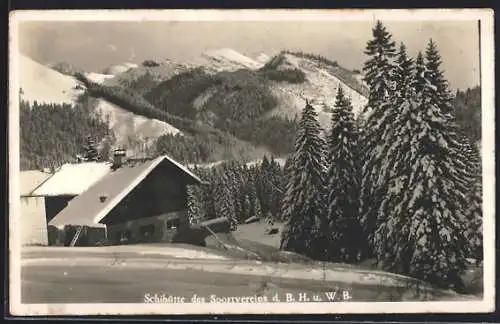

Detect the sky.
xmin=18 ymin=20 xmax=480 ymax=90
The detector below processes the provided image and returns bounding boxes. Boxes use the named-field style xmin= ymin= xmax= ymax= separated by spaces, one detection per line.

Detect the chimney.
xmin=112 ymin=148 xmax=126 ymax=169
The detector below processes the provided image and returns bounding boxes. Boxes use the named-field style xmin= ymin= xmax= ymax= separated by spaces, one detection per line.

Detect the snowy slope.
xmin=93 ymin=99 xmax=182 ymax=149
xmin=102 ymin=63 xmax=138 ymax=75
xmin=255 ymin=53 xmax=271 ymax=64
xmin=85 ymin=72 xmax=115 ymax=84
xmin=103 ymin=59 xmax=191 ymax=88
xmin=186 ymin=48 xmax=265 ymax=73
xmin=265 ymin=53 xmax=368 ymax=131
xmin=19 ymin=54 xmax=182 ymax=153
xmin=202 ymin=48 xmax=263 ymax=70
xmin=18 ymin=54 xmax=84 ymax=105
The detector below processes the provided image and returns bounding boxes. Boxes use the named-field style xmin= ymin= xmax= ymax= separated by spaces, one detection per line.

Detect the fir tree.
xmin=362 ymin=20 xmax=397 ymax=112
xmin=359 ymin=21 xmax=397 ymax=258
xmin=242 ymin=193 xmax=252 ymax=221
xmin=187 ymin=185 xmax=203 ymax=225
xmin=425 ymin=39 xmax=453 ymax=115
xmin=465 ymin=175 xmax=483 ymax=264
xmin=82 ymin=135 xmax=100 ymax=162
xmin=215 ymin=172 xmax=237 ymax=230
xmin=253 ymin=195 xmax=263 ymax=219
xmin=414 ymin=52 xmax=426 ymax=94
xmin=280 ymin=101 xmax=328 ymax=260
xmin=375 ymin=56 xmax=469 ymax=289
xmin=394 ymin=43 xmax=416 ymax=100
xmin=258 ymin=155 xmax=272 ymax=214
xmin=324 ymin=87 xmax=362 ymax=263
xmin=268 ymin=156 xmax=285 ymax=217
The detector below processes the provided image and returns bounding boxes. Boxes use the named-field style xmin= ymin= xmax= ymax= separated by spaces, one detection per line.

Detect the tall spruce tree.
xmin=375 ymin=47 xmax=469 ymax=289
xmin=82 ymin=135 xmax=100 ymax=162
xmin=424 ymin=39 xmax=477 ymax=199
xmin=362 ymin=20 xmax=397 ymax=112
xmin=187 ymin=185 xmax=203 ymax=225
xmin=268 ymin=156 xmax=284 ymax=217
xmin=324 ymin=87 xmax=361 ymax=263
xmin=215 ymin=170 xmax=237 ymax=230
xmin=466 ymin=174 xmax=483 ymax=264
xmin=258 ymin=156 xmax=272 ymax=215
xmin=394 ymin=43 xmax=416 ymax=100
xmin=359 ymin=21 xmax=397 ymax=258
xmin=280 ymin=101 xmax=328 ymax=260
xmin=425 ymin=39 xmax=453 ymax=115
xmin=414 ymin=52 xmax=426 ymax=94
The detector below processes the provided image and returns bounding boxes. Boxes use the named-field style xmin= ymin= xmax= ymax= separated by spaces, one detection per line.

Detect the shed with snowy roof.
xmin=20 ymin=170 xmax=52 ymax=246
xmin=43 ymin=153 xmax=205 ymax=246
xmin=30 ymin=162 xmax=114 ymax=225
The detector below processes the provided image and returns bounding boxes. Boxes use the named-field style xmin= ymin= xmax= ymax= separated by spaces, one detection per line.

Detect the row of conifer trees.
xmin=186 ymin=156 xmax=286 ymax=229
xmin=278 ymin=21 xmax=482 ymax=290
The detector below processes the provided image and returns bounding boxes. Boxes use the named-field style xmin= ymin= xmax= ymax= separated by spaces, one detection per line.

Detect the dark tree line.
xmin=20 ymin=99 xmax=112 ymax=171
xmin=186 ymin=156 xmax=286 ymax=229
xmin=453 ymin=86 xmax=481 ymax=145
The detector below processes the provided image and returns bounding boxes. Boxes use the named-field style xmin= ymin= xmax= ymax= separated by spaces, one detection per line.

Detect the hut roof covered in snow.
xmin=48 ymin=155 xmax=204 ymax=227
xmin=30 ymin=162 xmax=113 ymax=197
xmin=20 ymin=170 xmax=52 ymax=197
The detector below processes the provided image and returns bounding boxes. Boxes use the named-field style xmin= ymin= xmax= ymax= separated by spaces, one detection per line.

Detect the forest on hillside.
xmin=453 ymin=86 xmax=481 ymax=145
xmin=187 ymin=156 xmax=286 ymax=229
xmin=19 ymin=98 xmax=112 ymax=171
xmin=144 ymin=68 xmax=301 ymax=154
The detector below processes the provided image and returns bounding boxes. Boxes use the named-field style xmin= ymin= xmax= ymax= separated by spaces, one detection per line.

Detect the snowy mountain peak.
xmin=264 ymin=52 xmax=369 ymax=129
xmin=18 ymin=53 xmax=181 ymax=155
xmin=201 ymin=48 xmax=263 ymax=70
xmin=255 ymin=53 xmax=271 ymax=64
xmin=102 ymin=62 xmax=139 ymax=75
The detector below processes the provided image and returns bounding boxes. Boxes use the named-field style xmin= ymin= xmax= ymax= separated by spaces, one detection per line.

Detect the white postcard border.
xmin=8 ymin=9 xmax=495 ymax=316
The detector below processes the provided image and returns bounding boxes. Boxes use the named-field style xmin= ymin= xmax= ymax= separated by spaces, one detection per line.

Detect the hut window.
xmin=166 ymin=218 xmax=180 ymax=230
xmin=140 ymin=224 xmax=155 ymax=237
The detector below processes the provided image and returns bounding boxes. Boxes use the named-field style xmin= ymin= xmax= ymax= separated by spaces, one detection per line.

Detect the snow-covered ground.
xmin=85 ymin=72 xmax=115 ymax=84
xmin=21 ymin=245 xmax=470 ymax=300
xmin=18 ymin=54 xmax=84 ymax=105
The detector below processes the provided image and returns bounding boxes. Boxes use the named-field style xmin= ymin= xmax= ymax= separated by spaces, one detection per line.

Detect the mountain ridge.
xmin=18 ymin=48 xmax=369 ymax=168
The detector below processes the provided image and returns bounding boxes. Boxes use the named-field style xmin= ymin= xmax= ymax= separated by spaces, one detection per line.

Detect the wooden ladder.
xmin=70 ymin=226 xmax=83 ymax=247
